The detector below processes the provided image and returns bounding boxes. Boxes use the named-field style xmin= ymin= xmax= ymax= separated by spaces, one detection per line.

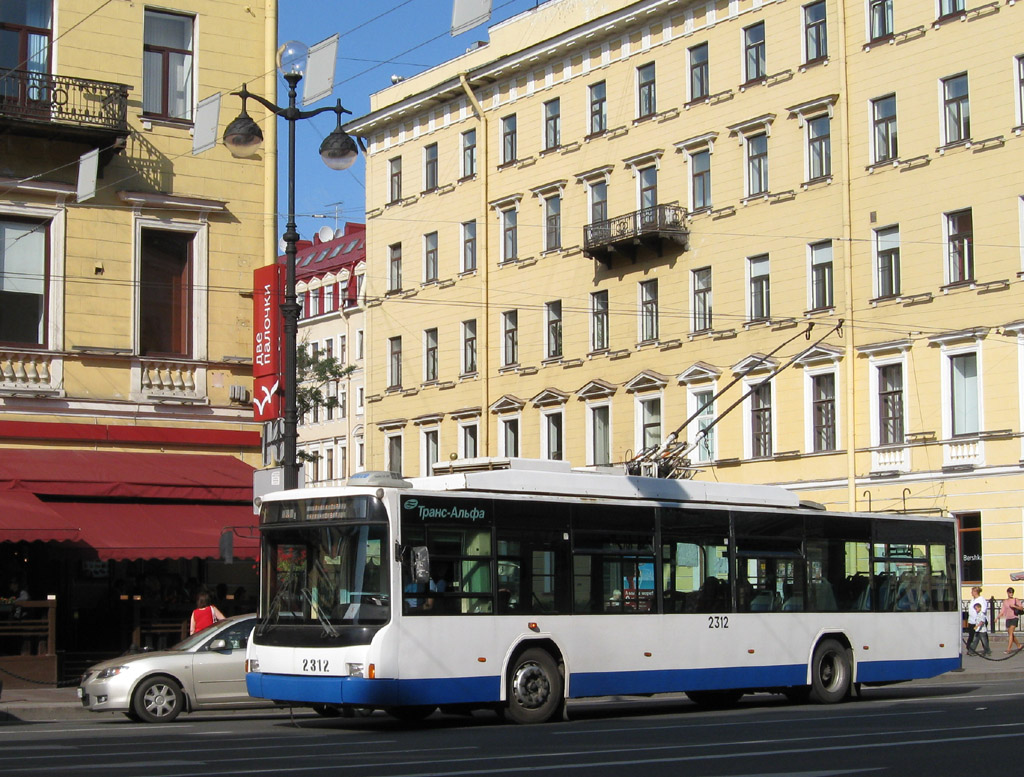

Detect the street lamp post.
xmin=223 ymin=41 xmax=359 ymax=491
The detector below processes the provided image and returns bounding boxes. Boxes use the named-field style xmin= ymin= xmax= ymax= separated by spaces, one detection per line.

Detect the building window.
xmin=0 ymin=217 xmax=47 ymax=347
xmin=545 ymin=300 xmax=562 ymax=359
xmin=943 ymin=73 xmax=970 ymax=145
xmin=423 ymin=143 xmax=438 ymax=191
xmin=875 ymin=226 xmax=901 ymax=298
xmin=692 ymin=267 xmax=712 ymax=332
xmin=869 ymin=0 xmax=893 ymax=40
xmin=143 ymin=10 xmax=193 ymax=121
xmin=804 ymin=1 xmax=827 ymax=62
xmin=749 ymin=254 xmax=770 ymax=321
xmin=388 ymin=157 xmax=402 ymax=203
xmin=946 ymin=208 xmax=974 ymax=284
xmin=501 ymin=114 xmax=517 ymax=164
xmin=639 ymin=397 xmax=662 ymax=451
xmin=590 ymin=181 xmax=608 ymax=224
xmin=810 ymin=240 xmax=834 ymax=310
xmin=691 ymin=150 xmax=711 ymax=210
xmin=1 ymin=0 xmax=51 ymax=97
xmin=387 ymin=336 xmax=402 ymax=389
xmin=689 ymin=43 xmax=709 ymax=101
xmin=872 ymin=94 xmax=898 ymax=163
xmin=1018 ymin=56 xmax=1024 ymax=126
xmin=807 ymin=115 xmax=831 ymax=180
xmin=502 ymin=417 xmax=520 ymax=457
xmin=502 ymin=310 xmax=518 ymax=366
xmin=388 ymin=243 xmax=402 ymax=291
xmin=589 ymin=81 xmax=607 ymax=135
xmin=591 ymin=290 xmax=609 ymax=351
xmin=878 ymin=363 xmax=904 ymax=445
xmin=140 ymin=228 xmax=192 ymax=356
xmin=637 ymin=62 xmax=656 ymax=119
xmin=501 ymin=208 xmax=518 ymax=262
xmin=462 ymin=129 xmax=477 ymax=178
xmin=751 ymin=382 xmax=772 ymax=458
xmin=422 ymin=429 xmax=439 ymax=476
xmin=424 ymin=327 xmax=438 ymax=382
xmin=950 ymin=352 xmax=979 ymax=437
xmin=386 ymin=434 xmax=403 ymax=475
xmin=939 ymin=0 xmax=965 ymax=18
xmin=461 ymin=423 xmax=479 ymax=459
xmin=544 ymin=194 xmax=561 ymax=251
xmin=747 ymin=133 xmax=769 ymax=195
xmin=639 ymin=279 xmax=659 ymax=342
xmin=423 ymin=232 xmax=438 ymax=283
xmin=812 ymin=373 xmax=837 ymax=452
xmin=591 ymin=405 xmax=611 ymax=465
xmin=462 ymin=319 xmax=477 ymax=375
xmin=544 ymin=98 xmax=561 ymax=150
xmin=959 ymin=512 xmax=982 ymax=584
xmin=639 ymin=165 xmax=658 ymax=217
xmin=744 ymin=22 xmax=766 ymax=83
xmin=544 ymin=412 xmax=564 ymax=460
xmin=692 ymin=390 xmax=716 ymax=462
xmin=462 ymin=221 xmax=477 ymax=272
xmin=356 ymin=329 xmax=364 ymax=360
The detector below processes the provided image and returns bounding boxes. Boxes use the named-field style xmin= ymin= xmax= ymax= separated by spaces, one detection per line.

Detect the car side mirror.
xmin=208 ymin=639 xmax=230 ymax=652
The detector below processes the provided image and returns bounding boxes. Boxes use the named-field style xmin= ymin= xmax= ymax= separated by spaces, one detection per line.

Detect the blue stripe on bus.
xmin=569 ymin=664 xmax=806 ymax=697
xmin=247 ymin=673 xmax=499 ymax=707
xmin=856 ymin=656 xmax=961 ymax=683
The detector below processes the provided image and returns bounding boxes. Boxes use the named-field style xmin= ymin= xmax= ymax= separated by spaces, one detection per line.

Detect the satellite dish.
xmin=318 ymin=225 xmax=335 ymax=243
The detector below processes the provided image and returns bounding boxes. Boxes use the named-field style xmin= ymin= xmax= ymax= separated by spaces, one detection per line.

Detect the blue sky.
xmin=273 ymin=0 xmax=542 ymax=239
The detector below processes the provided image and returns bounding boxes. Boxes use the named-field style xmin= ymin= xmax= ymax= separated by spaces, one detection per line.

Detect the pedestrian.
xmin=189 ymin=590 xmax=225 ymax=635
xmin=1001 ymin=587 xmax=1023 ymax=653
xmin=968 ymin=602 xmax=991 ymax=656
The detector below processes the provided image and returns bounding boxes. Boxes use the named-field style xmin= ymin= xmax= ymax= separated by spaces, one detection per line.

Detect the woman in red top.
xmin=189 ymin=591 xmax=226 ymax=635
xmin=1000 ymin=587 xmax=1023 ymax=653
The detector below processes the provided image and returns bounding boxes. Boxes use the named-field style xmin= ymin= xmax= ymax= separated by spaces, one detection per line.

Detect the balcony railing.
xmin=584 ymin=205 xmax=689 ymax=266
xmin=0 ymin=69 xmax=130 ymax=132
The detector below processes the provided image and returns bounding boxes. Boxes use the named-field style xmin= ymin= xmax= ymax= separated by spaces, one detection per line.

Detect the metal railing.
xmin=0 ymin=69 xmax=130 ymax=130
xmin=584 ymin=204 xmax=688 ymax=253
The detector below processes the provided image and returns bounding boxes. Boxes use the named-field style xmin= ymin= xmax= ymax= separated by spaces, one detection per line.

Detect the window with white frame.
xmin=811 ymin=372 xmax=837 ymax=451
xmin=949 ymin=351 xmax=979 ymax=437
xmin=544 ymin=98 xmax=561 ymax=150
xmin=424 ymin=143 xmax=438 ymax=191
xmin=386 ymin=433 xmax=403 ymax=475
xmin=545 ymin=300 xmax=562 ymax=359
xmin=639 ymin=279 xmax=659 ymax=342
xmin=501 ymin=114 xmax=517 ymax=164
xmin=356 ymin=386 xmax=364 ymax=413
xmin=807 ymin=115 xmax=831 ymax=180
xmin=750 ymin=382 xmax=772 ymax=458
xmin=462 ymin=220 xmax=477 ymax=272
xmin=462 ymin=319 xmax=477 ymax=375
xmin=462 ymin=129 xmax=477 ymax=178
xmin=692 ymin=267 xmax=712 ymax=332
xmin=139 ymin=227 xmax=195 ymax=357
xmin=591 ymin=290 xmax=609 ymax=351
xmin=869 ymin=0 xmax=893 ymax=40
xmin=502 ymin=310 xmax=518 ymax=366
xmin=501 ymin=208 xmax=518 ymax=262
xmin=388 ymin=157 xmax=402 ymax=203
xmin=424 ymin=327 xmax=438 ymax=382
xmin=589 ymin=81 xmax=607 ymax=135
xmin=423 ymin=231 xmax=438 ymax=282
xmin=691 ymin=149 xmax=711 ymax=210
xmin=501 ymin=416 xmax=520 ymax=457
xmin=143 ymin=9 xmax=193 ymax=121
xmin=872 ymin=94 xmax=898 ymax=163
xmin=746 ymin=133 xmax=769 ymax=196
xmin=1017 ymin=56 xmax=1024 ymax=127
xmin=878 ymin=362 xmax=904 ymax=445
xmin=945 ymin=208 xmax=974 ymax=284
xmin=388 ymin=242 xmax=402 ymax=291
xmin=0 ymin=216 xmax=48 ymax=347
xmin=356 ymin=329 xmax=364 ymax=360
xmin=691 ymin=389 xmax=716 ymax=462
xmin=638 ymin=166 xmax=658 ymax=214
xmin=388 ymin=336 xmax=402 ymax=389
xmin=689 ymin=43 xmax=709 ymax=102
xmin=748 ymin=254 xmax=771 ymax=320
xmin=422 ymin=428 xmax=439 ymax=476
xmin=804 ymin=1 xmax=827 ymax=63
xmin=357 ymin=437 xmax=365 ymax=468
xmin=339 ymin=444 xmax=348 ymax=479
xmin=590 ymin=180 xmax=608 ymax=224
xmin=590 ymin=404 xmax=612 ymax=465
xmin=744 ymin=22 xmax=766 ymax=82
xmin=939 ymin=0 xmax=964 ymax=18
xmin=543 ymin=410 xmax=564 ymax=460
xmin=637 ymin=62 xmax=656 ymax=119
xmin=638 ymin=396 xmax=662 ymax=451
xmin=460 ymin=422 xmax=479 ymax=458
xmin=544 ymin=194 xmax=561 ymax=251
xmin=810 ymin=240 xmax=834 ymax=310
xmin=942 ymin=73 xmax=970 ymax=145
xmin=875 ymin=225 xmax=900 ymax=298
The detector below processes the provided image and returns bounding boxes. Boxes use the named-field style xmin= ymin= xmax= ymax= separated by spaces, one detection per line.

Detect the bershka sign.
xmin=253 ymin=264 xmax=284 ymax=421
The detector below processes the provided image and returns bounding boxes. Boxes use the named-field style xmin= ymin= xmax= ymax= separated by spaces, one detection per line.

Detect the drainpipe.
xmin=264 ymin=0 xmax=278 ymax=267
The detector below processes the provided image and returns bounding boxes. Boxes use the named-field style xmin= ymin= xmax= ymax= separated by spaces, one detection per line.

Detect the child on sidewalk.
xmin=968 ymin=601 xmax=992 ymax=656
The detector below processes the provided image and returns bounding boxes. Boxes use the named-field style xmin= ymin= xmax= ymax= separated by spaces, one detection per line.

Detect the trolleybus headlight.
xmin=246 ymin=658 xmax=260 ymax=673
xmin=347 ymin=663 xmax=364 ymax=678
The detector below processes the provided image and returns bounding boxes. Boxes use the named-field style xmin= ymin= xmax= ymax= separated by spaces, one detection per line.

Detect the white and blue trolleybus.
xmin=245 ymin=459 xmax=961 ymax=723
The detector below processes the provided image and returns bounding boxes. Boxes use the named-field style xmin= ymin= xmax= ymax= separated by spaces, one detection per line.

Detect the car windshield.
xmin=167 ymin=619 xmax=237 ymax=652
xmin=262 ymin=522 xmax=389 ymax=630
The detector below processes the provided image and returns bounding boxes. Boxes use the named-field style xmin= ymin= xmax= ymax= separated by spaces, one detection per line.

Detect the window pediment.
xmin=856 ymin=338 xmax=912 ymax=356
xmin=575 ymin=378 xmax=617 ymax=400
xmin=727 ymin=113 xmax=776 ymax=142
xmin=529 ymin=179 xmax=568 ymax=198
xmin=786 ymin=95 xmax=839 ymax=126
xmin=622 ymin=149 xmax=664 ymax=172
xmin=574 ymin=164 xmax=614 ymax=184
xmin=450 ymin=406 xmax=482 ymax=420
xmin=624 ymin=369 xmax=670 ymax=393
xmin=531 ymin=388 xmax=569 ymax=407
xmin=674 ymin=131 xmax=719 ymax=154
xmin=413 ymin=412 xmax=445 ymax=426
xmin=376 ymin=417 xmax=408 ymax=431
xmin=489 ymin=394 xmax=527 ymax=414
xmin=732 ymin=353 xmax=779 ymax=376
xmin=677 ymin=361 xmax=722 ymax=384
xmin=927 ymin=327 xmax=989 ymax=346
xmin=488 ymin=192 xmax=523 ymax=211
xmin=795 ymin=344 xmax=844 ymax=366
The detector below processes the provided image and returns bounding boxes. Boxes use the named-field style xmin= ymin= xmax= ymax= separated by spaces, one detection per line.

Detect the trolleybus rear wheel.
xmin=809 ymin=639 xmax=851 ymax=704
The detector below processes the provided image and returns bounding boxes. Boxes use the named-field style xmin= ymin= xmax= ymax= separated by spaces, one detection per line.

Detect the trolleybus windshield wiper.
xmin=301 ymin=587 xmax=339 ymax=637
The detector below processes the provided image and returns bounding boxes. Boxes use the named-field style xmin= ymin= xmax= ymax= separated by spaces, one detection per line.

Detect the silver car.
xmin=78 ymin=613 xmax=270 ymax=723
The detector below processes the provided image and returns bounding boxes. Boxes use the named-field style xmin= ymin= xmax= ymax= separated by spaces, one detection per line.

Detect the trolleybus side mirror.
xmin=412 ymin=546 xmax=430 ymax=584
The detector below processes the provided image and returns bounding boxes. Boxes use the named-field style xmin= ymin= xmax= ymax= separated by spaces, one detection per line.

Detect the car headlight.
xmin=96 ymin=665 xmax=129 ymax=679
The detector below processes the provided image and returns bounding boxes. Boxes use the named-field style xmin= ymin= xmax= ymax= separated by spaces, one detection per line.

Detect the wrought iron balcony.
xmin=0 ymin=70 xmax=131 ymax=165
xmin=584 ymin=204 xmax=689 ymax=267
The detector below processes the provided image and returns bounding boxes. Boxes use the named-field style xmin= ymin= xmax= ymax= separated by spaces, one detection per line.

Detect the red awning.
xmin=0 ymin=491 xmax=81 ymax=541
xmin=43 ymin=501 xmax=259 ymax=561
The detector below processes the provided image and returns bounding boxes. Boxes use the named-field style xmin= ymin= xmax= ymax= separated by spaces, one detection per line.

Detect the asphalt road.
xmin=0 ymin=677 xmax=1017 ymax=777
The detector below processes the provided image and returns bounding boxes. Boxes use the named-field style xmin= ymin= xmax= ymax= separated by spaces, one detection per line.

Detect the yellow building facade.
xmin=349 ymin=0 xmax=1024 ymax=596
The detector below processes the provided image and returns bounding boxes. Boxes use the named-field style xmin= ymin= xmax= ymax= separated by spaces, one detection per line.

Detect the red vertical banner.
xmin=253 ymin=264 xmax=284 ymax=421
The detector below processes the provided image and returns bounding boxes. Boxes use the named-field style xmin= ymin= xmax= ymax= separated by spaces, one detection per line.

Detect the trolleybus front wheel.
xmin=809 ymin=639 xmax=851 ymax=704
xmin=506 ymin=648 xmax=563 ymax=724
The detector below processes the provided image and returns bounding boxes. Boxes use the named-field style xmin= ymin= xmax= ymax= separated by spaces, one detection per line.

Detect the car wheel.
xmin=123 ymin=709 xmax=142 ymax=722
xmin=506 ymin=648 xmax=563 ymax=724
xmin=132 ymin=675 xmax=184 ymax=723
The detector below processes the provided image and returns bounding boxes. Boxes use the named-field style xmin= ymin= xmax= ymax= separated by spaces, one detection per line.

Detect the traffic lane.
xmin=2 ymin=683 xmax=1023 ymax=777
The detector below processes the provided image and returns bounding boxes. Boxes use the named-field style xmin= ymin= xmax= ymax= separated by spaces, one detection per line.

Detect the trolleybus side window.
xmin=734 ymin=512 xmax=805 ymax=613
xmin=571 ymin=504 xmax=655 ymax=614
xmin=494 ymin=499 xmax=572 ymax=615
xmin=660 ymin=508 xmax=730 ymax=614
